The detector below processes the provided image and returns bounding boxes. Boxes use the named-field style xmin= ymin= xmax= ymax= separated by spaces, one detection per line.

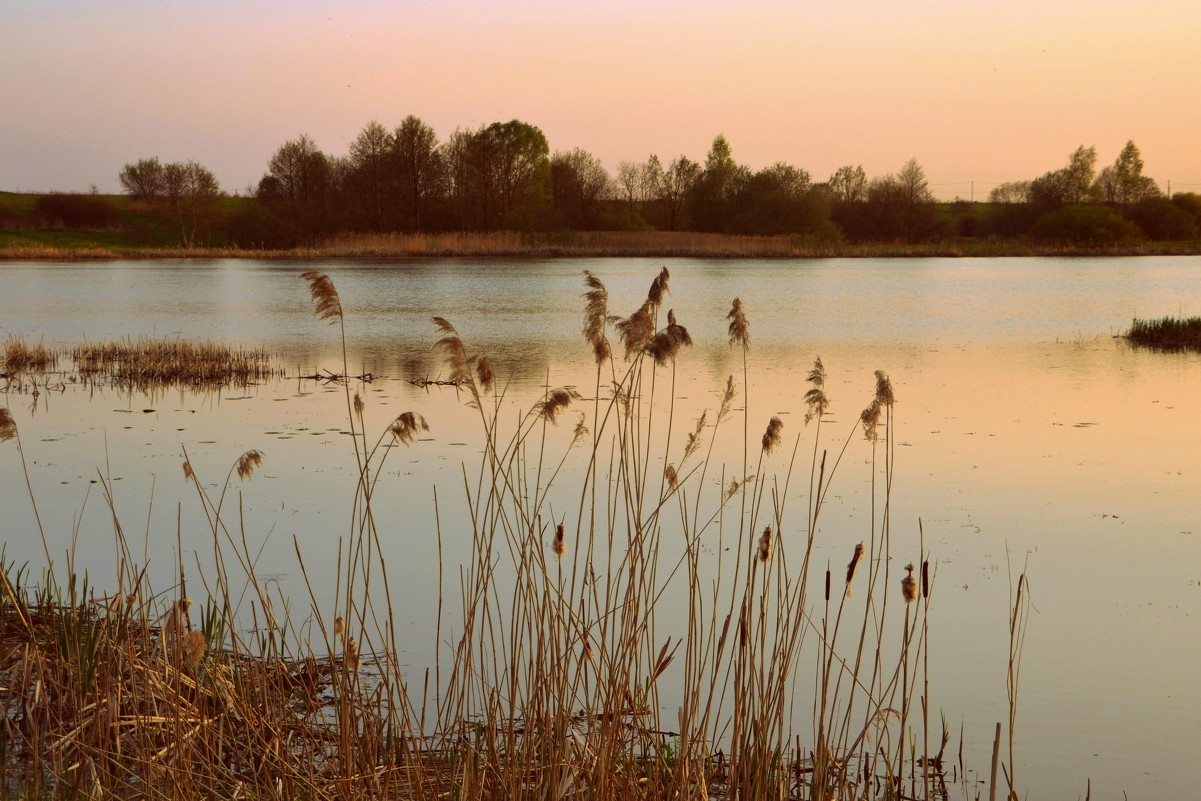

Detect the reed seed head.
xmin=804 ymin=357 xmax=830 ymax=424
xmin=757 ymin=526 xmax=774 ymax=563
xmin=719 ymin=375 xmax=736 ymax=421
xmin=353 ymin=392 xmax=365 ymax=417
xmin=860 ymin=400 xmax=882 ymax=441
xmin=647 ymin=266 xmax=670 ymax=307
xmin=874 ymin=370 xmax=896 ymax=407
xmin=665 ymin=464 xmax=679 ymax=491
xmin=683 ymin=411 xmax=707 ymax=462
xmin=389 ymin=412 xmax=429 ymax=445
xmin=582 ymin=271 xmax=611 ymax=365
xmin=182 ymin=630 xmax=207 ymax=668
xmin=346 ymin=637 xmax=360 ymax=672
xmin=647 ymin=309 xmax=693 ymax=365
xmin=552 ymin=523 xmax=567 ymax=557
xmin=300 ymin=271 xmax=343 ymax=323
xmin=727 ymin=297 xmax=750 ymax=349
xmin=334 ymin=616 xmax=346 ymax=638
xmin=846 ymin=542 xmax=865 ymax=596
xmin=537 ymin=387 xmax=581 ymax=423
xmin=616 ymin=300 xmax=656 ymax=359
xmin=475 ymin=356 xmax=495 ymax=393
xmin=235 ymin=449 xmax=264 ymax=480
xmin=761 ymin=416 xmax=784 ymax=455
xmin=0 ymin=408 xmax=16 ymax=443
xmin=902 ymin=563 xmax=917 ymax=603
xmin=572 ymin=413 xmax=589 ymax=445
xmin=182 ymin=460 xmax=194 ymax=481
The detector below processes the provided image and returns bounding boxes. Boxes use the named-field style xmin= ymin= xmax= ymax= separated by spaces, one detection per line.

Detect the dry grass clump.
xmin=68 ymin=337 xmax=282 ymax=388
xmin=3 ymin=336 xmax=59 ymax=373
xmin=1125 ymin=315 xmax=1201 ymax=351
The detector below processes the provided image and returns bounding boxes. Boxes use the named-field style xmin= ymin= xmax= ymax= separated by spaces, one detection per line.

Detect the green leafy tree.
xmin=119 ymin=157 xmax=166 ymax=202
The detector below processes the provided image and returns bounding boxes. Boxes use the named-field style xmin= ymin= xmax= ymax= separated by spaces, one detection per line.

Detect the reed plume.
xmin=860 ymin=400 xmax=883 ymax=441
xmin=300 ymin=270 xmax=343 ymax=322
xmin=615 ymin=300 xmax=656 ymax=359
xmin=647 ymin=266 xmax=670 ymax=306
xmin=719 ymin=375 xmax=736 ymax=421
xmin=874 ymin=369 xmax=896 ymax=407
xmin=537 ymin=387 xmax=581 ymax=423
xmin=353 ymin=391 xmax=365 ymax=417
xmin=804 ymin=356 xmax=830 ymax=424
xmin=235 ymin=449 xmax=264 ymax=480
xmin=476 ymin=356 xmax=495 ymax=393
xmin=682 ymin=411 xmax=707 ymax=462
xmin=846 ymin=542 xmax=865 ymax=596
xmin=0 ymin=407 xmax=16 ymax=443
xmin=646 ymin=309 xmax=693 ymax=365
xmin=582 ymin=270 xmax=611 ymax=365
xmin=431 ymin=317 xmax=471 ymax=385
xmin=389 ymin=412 xmax=429 ymax=445
xmin=761 ymin=416 xmax=784 ymax=454
xmin=727 ymin=297 xmax=750 ymax=348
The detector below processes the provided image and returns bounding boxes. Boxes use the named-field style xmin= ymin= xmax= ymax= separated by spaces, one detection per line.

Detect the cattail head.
xmin=845 ymin=542 xmax=864 ymax=596
xmin=300 ymin=271 xmax=343 ymax=323
xmin=333 ymin=616 xmax=346 ymax=639
xmin=182 ymin=630 xmax=207 ymax=668
xmin=551 ymin=523 xmax=567 ymax=557
xmin=761 ymin=416 xmax=783 ymax=455
xmin=727 ymin=298 xmax=750 ymax=349
xmin=664 ymin=464 xmax=679 ymax=491
xmin=582 ymin=633 xmax=595 ymax=663
xmin=346 ymin=637 xmax=360 ymax=672
xmin=757 ymin=526 xmax=774 ymax=563
xmin=902 ymin=563 xmax=917 ymax=603
xmin=921 ymin=560 xmax=930 ymax=599
xmin=0 ymin=408 xmax=16 ymax=443
xmin=582 ymin=271 xmax=611 ymax=365
xmin=537 ymin=387 xmax=581 ymax=423
xmin=825 ymin=569 xmax=831 ymax=601
xmin=235 ymin=449 xmax=263 ymax=480
xmin=182 ymin=460 xmax=194 ymax=481
xmin=389 ymin=412 xmax=429 ymax=445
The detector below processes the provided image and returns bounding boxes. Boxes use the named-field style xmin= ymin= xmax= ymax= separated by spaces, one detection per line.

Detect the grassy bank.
xmin=4 ymin=228 xmax=1201 ymax=261
xmin=0 ymin=269 xmax=1026 ymax=800
xmin=1124 ymin=315 xmax=1201 ymax=351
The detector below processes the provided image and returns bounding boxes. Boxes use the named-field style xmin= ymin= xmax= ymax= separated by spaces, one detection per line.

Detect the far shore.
xmin=3 ymin=229 xmax=1201 ymax=261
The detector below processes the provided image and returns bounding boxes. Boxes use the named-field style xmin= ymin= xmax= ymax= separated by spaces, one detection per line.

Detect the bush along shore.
xmin=0 ymin=269 xmax=1032 ymax=800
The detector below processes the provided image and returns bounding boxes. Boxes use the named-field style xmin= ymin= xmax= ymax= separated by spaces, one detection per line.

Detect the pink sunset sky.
xmin=4 ymin=0 xmax=1200 ymax=199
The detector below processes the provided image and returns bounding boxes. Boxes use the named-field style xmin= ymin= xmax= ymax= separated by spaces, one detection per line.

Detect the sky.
xmin=4 ymin=0 xmax=1201 ymax=199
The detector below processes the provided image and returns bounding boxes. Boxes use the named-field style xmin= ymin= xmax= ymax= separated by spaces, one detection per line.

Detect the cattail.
xmin=475 ymin=356 xmax=495 ymax=393
xmin=182 ymin=630 xmax=207 ymax=668
xmin=846 ymin=542 xmax=864 ymax=596
xmin=537 ymin=387 xmax=581 ymax=423
xmin=235 ymin=449 xmax=263 ymax=480
xmin=664 ymin=464 xmax=679 ymax=491
xmin=874 ymin=370 xmax=896 ymax=407
xmin=582 ymin=634 xmax=595 ymax=663
xmin=353 ymin=392 xmax=364 ymax=417
xmin=300 ymin=271 xmax=343 ymax=323
xmin=727 ymin=297 xmax=750 ymax=349
xmin=182 ymin=460 xmax=194 ymax=481
xmin=334 ymin=616 xmax=346 ymax=639
xmin=389 ymin=411 xmax=429 ymax=445
xmin=346 ymin=637 xmax=360 ymax=672
xmin=757 ymin=526 xmax=774 ymax=563
xmin=761 ymin=416 xmax=784 ymax=455
xmin=902 ymin=563 xmax=918 ymax=603
xmin=825 ymin=568 xmax=832 ymax=601
xmin=582 ymin=271 xmax=611 ymax=365
xmin=922 ymin=559 xmax=930 ymax=599
xmin=0 ymin=408 xmax=16 ymax=443
xmin=551 ymin=523 xmax=567 ymax=557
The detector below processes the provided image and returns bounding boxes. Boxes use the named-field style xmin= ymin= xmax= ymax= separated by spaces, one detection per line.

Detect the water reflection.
xmin=1 ymin=257 xmax=1199 ymax=799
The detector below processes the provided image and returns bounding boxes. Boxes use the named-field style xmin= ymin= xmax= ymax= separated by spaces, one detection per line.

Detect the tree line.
xmin=112 ymin=117 xmax=1199 ymax=248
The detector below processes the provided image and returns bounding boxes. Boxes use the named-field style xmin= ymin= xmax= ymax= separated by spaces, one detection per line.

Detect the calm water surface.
xmin=2 ymin=257 xmax=1199 ymax=798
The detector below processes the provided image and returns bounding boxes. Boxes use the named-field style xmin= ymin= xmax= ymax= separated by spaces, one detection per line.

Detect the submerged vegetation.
xmin=0 ymin=270 xmax=1027 ymax=800
xmin=1124 ymin=315 xmax=1201 ymax=351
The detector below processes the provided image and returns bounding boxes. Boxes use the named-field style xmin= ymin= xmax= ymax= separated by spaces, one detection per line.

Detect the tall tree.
xmin=656 ymin=156 xmax=701 ymax=231
xmin=392 ymin=115 xmax=443 ymax=231
xmin=550 ymin=148 xmax=611 ymax=229
xmin=347 ymin=121 xmax=394 ymax=230
xmin=119 ymin=157 xmax=166 ymax=202
xmin=826 ymin=165 xmax=867 ymax=203
xmin=257 ymin=134 xmax=333 ymax=243
xmin=161 ymin=161 xmax=220 ymax=248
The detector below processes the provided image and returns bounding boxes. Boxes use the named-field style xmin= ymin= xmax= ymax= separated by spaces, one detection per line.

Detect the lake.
xmin=2 ymin=256 xmax=1199 ymax=798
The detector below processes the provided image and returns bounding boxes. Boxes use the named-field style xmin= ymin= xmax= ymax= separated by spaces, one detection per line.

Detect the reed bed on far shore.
xmin=0 ymin=268 xmax=1026 ymax=801
xmin=1124 ymin=315 xmax=1201 ymax=351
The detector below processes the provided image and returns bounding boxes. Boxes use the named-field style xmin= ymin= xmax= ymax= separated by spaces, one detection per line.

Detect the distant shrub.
xmin=34 ymin=194 xmax=119 ymax=230
xmin=1124 ymin=197 xmax=1198 ymax=241
xmin=1031 ymin=204 xmax=1141 ymax=246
